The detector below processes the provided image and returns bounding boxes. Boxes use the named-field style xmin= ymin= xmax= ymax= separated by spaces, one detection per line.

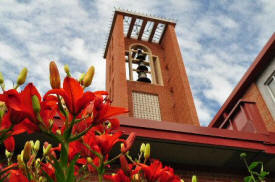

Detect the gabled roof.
xmin=103 ymin=9 xmax=176 ymax=58
xmin=209 ymin=33 xmax=275 ymax=128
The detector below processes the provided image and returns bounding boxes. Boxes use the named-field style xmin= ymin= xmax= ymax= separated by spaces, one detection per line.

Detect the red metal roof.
xmin=118 ymin=116 xmax=275 ymax=154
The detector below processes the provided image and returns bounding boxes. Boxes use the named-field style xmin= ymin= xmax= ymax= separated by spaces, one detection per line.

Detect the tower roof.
xmin=103 ymin=9 xmax=176 ymax=58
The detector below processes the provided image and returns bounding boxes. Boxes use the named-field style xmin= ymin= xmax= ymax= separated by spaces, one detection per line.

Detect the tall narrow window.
xmin=265 ymin=71 xmax=275 ymax=102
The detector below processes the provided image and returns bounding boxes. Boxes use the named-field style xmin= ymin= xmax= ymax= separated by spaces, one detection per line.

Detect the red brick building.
xmin=104 ymin=10 xmax=275 ymax=181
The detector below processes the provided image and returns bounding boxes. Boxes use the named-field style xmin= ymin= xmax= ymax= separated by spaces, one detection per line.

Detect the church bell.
xmin=136 ymin=49 xmax=151 ymax=83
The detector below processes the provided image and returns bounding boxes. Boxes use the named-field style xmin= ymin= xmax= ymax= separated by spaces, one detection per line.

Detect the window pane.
xmin=268 ymin=78 xmax=275 ymax=96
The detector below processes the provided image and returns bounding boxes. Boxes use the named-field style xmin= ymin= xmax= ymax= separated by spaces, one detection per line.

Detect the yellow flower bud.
xmin=87 ymin=157 xmax=93 ymax=164
xmin=181 ymin=179 xmax=185 ymax=182
xmin=17 ymin=154 xmax=24 ymax=169
xmin=144 ymin=143 xmax=150 ymax=159
xmin=64 ymin=64 xmax=71 ymax=76
xmin=43 ymin=144 xmax=52 ymax=156
xmin=140 ymin=143 xmax=145 ymax=153
xmin=5 ymin=149 xmax=11 ymax=158
xmin=39 ymin=176 xmax=46 ymax=182
xmin=23 ymin=141 xmax=32 ymax=163
xmin=17 ymin=67 xmax=28 ymax=86
xmin=34 ymin=140 xmax=40 ymax=152
xmin=56 ymin=129 xmax=61 ymax=135
xmin=79 ymin=73 xmax=85 ymax=83
xmin=133 ymin=174 xmax=140 ymax=181
xmin=30 ymin=140 xmax=34 ymax=148
xmin=0 ymin=72 xmax=4 ymax=84
xmin=83 ymin=66 xmax=95 ymax=87
xmin=192 ymin=175 xmax=197 ymax=182
xmin=49 ymin=61 xmax=61 ymax=89
xmin=32 ymin=95 xmax=41 ymax=113
xmin=35 ymin=158 xmax=41 ymax=168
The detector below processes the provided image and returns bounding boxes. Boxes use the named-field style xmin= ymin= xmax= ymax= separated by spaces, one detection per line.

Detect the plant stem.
xmin=98 ymin=174 xmax=103 ymax=182
xmin=104 ymin=153 xmax=122 ymax=165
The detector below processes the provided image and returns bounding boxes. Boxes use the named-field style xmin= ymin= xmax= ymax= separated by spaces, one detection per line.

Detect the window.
xmin=265 ymin=71 xmax=275 ymax=102
xmin=125 ymin=44 xmax=163 ymax=85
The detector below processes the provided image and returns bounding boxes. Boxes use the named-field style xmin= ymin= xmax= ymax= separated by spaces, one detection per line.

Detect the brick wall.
xmin=242 ymin=82 xmax=275 ymax=132
xmin=123 ymin=25 xmax=199 ymax=125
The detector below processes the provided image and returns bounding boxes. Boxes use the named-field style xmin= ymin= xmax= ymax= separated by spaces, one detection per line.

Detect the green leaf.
xmin=52 ymin=157 xmax=66 ymax=182
xmin=259 ymin=171 xmax=269 ymax=178
xmin=248 ymin=161 xmax=261 ymax=171
xmin=66 ymin=154 xmax=80 ymax=182
xmin=244 ymin=176 xmax=252 ymax=182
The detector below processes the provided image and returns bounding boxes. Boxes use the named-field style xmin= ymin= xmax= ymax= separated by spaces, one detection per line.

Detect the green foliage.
xmin=240 ymin=153 xmax=269 ymax=182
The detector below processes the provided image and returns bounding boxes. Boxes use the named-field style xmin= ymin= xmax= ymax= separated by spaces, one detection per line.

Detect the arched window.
xmin=125 ymin=44 xmax=163 ymax=85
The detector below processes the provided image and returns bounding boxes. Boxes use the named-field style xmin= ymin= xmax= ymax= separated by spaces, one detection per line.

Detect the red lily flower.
xmin=104 ymin=169 xmax=131 ymax=182
xmin=8 ymin=169 xmax=28 ymax=182
xmin=138 ymin=160 xmax=181 ymax=182
xmin=81 ymin=129 xmax=124 ymax=160
xmin=41 ymin=163 xmax=55 ymax=180
xmin=44 ymin=77 xmax=95 ymax=115
xmin=159 ymin=167 xmax=181 ymax=182
xmin=0 ymin=83 xmax=41 ymax=134
xmin=95 ymin=131 xmax=123 ymax=156
xmin=92 ymin=92 xmax=128 ymax=124
xmin=3 ymin=135 xmax=15 ymax=152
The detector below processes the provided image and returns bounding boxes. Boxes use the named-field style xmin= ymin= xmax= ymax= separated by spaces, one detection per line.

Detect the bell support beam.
xmin=138 ymin=20 xmax=147 ymax=40
xmin=148 ymin=22 xmax=159 ymax=42
xmin=127 ymin=17 xmax=136 ymax=38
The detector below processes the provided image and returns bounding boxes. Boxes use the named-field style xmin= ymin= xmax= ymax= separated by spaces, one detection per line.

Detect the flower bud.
xmin=17 ymin=67 xmax=28 ymax=86
xmin=35 ymin=158 xmax=41 ymax=168
xmin=192 ymin=175 xmax=197 ymax=182
xmin=133 ymin=174 xmax=140 ymax=181
xmin=56 ymin=129 xmax=61 ymax=135
xmin=39 ymin=176 xmax=46 ymax=182
xmin=87 ymin=157 xmax=93 ymax=164
xmin=34 ymin=140 xmax=40 ymax=152
xmin=43 ymin=144 xmax=52 ymax=156
xmin=64 ymin=64 xmax=71 ymax=76
xmin=83 ymin=66 xmax=95 ymax=87
xmin=144 ymin=143 xmax=150 ymax=159
xmin=32 ymin=95 xmax=41 ymax=113
xmin=122 ymin=132 xmax=135 ymax=153
xmin=240 ymin=153 xmax=247 ymax=159
xmin=120 ymin=143 xmax=124 ymax=150
xmin=0 ymin=72 xmax=4 ymax=84
xmin=5 ymin=149 xmax=12 ymax=158
xmin=30 ymin=140 xmax=34 ymax=148
xmin=181 ymin=179 xmax=185 ymax=182
xmin=79 ymin=73 xmax=85 ymax=83
xmin=140 ymin=143 xmax=146 ymax=153
xmin=17 ymin=154 xmax=24 ymax=169
xmin=49 ymin=61 xmax=61 ymax=89
xmin=23 ymin=141 xmax=32 ymax=163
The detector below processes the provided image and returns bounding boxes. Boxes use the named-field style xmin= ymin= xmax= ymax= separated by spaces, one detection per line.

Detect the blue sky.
xmin=0 ymin=0 xmax=274 ymax=126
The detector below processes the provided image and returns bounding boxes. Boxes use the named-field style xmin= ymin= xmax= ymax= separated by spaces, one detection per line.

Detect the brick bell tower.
xmin=104 ymin=10 xmax=199 ymax=126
